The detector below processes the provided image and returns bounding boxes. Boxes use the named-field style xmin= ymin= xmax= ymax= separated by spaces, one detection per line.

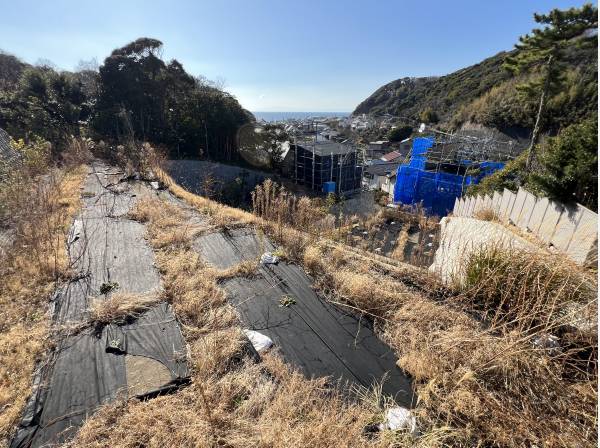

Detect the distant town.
xmin=245 ymin=112 xmax=523 ymax=217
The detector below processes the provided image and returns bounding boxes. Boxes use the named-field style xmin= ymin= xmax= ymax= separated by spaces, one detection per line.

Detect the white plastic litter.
xmin=532 ymin=333 xmax=561 ymax=355
xmin=150 ymin=181 xmax=160 ymax=190
xmin=243 ymin=330 xmax=274 ymax=352
xmin=260 ymin=252 xmax=279 ymax=264
xmin=379 ymin=406 xmax=417 ymax=434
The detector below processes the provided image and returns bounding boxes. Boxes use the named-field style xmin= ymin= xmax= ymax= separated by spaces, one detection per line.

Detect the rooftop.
xmin=365 ymin=162 xmax=401 ymax=176
xmin=296 ymin=141 xmax=356 ymax=156
xmin=381 ymin=150 xmax=404 ymax=162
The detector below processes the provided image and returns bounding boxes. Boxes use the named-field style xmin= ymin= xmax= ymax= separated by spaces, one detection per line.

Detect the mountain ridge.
xmin=353 ymin=44 xmax=596 ymax=134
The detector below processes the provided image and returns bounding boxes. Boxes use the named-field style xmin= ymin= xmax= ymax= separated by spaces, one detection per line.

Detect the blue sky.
xmin=0 ymin=0 xmax=593 ymax=111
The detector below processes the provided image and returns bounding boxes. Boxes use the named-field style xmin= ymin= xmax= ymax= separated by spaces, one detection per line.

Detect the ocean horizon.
xmin=252 ymin=111 xmax=351 ymax=122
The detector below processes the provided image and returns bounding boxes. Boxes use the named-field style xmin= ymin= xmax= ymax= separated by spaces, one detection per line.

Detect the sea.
xmin=252 ymin=111 xmax=350 ymax=122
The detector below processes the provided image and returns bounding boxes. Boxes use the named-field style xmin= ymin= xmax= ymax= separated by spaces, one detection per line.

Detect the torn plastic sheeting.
xmin=11 ymin=303 xmax=190 ymax=448
xmin=243 ymin=329 xmax=274 ymax=352
xmin=193 ymin=227 xmax=414 ymax=407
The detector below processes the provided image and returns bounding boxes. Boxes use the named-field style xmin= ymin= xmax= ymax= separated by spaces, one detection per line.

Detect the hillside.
xmin=354 ymin=44 xmax=597 ymax=134
xmin=1 ymin=140 xmax=596 ymax=446
xmin=354 ymin=51 xmax=511 ymax=122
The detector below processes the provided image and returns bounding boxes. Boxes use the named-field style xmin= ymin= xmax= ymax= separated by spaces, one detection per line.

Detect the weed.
xmin=99 ymin=281 xmax=119 ymax=295
xmin=88 ymin=292 xmax=162 ymax=326
xmin=0 ymin=162 xmax=86 ymax=441
xmin=278 ymin=295 xmax=297 ymax=307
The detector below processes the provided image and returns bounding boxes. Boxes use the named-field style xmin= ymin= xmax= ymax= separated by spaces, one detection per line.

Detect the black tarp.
xmin=194 ymin=228 xmax=414 ymax=406
xmin=11 ymin=163 xmax=189 ymax=448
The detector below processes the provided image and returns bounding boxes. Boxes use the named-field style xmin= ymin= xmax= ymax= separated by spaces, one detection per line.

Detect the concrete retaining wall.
xmin=452 ymin=187 xmax=597 ymax=266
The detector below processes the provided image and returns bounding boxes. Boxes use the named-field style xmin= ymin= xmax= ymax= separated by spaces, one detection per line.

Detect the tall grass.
xmin=149 ymin=160 xmax=597 ymax=447
xmin=68 ymin=195 xmax=402 ymax=448
xmin=0 ymin=137 xmax=88 ymax=442
xmin=461 ymin=246 xmax=597 ymax=332
xmin=251 ymin=179 xmax=332 ymax=238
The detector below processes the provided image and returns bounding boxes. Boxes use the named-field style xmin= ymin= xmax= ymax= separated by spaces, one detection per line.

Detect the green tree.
xmin=92 ymin=37 xmax=250 ymax=161
xmin=529 ymin=116 xmax=597 ymax=211
xmin=419 ymin=108 xmax=438 ymax=124
xmin=387 ymin=125 xmax=412 ymax=142
xmin=0 ymin=65 xmax=88 ymax=152
xmin=262 ymin=123 xmax=290 ymax=169
xmin=504 ymin=3 xmax=597 ymax=170
xmin=238 ymin=123 xmax=289 ymax=170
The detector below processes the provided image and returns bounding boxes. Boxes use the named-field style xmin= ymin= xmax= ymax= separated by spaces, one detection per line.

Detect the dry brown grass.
xmin=69 ymin=194 xmax=410 ymax=448
xmin=112 ymin=165 xmax=598 ymax=447
xmin=390 ymin=228 xmax=409 ymax=261
xmin=387 ymin=294 xmax=597 ymax=447
xmin=473 ymin=207 xmax=500 ymax=222
xmin=306 ymin=241 xmax=598 ymax=447
xmin=0 ymin=164 xmax=87 ymax=443
xmin=460 ymin=246 xmax=597 ymax=331
xmin=68 ymin=349 xmax=397 ymax=448
xmin=251 ymin=179 xmax=331 ymax=237
xmin=88 ymin=292 xmax=163 ymax=326
xmin=255 ymin=200 xmax=597 ymax=447
xmin=155 ymin=166 xmax=256 ymax=228
xmin=214 ymin=259 xmax=260 ymax=281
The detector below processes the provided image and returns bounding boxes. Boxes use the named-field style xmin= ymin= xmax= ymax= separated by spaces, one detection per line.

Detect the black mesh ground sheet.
xmin=194 ymin=227 xmax=414 ymax=406
xmin=11 ymin=163 xmax=189 ymax=448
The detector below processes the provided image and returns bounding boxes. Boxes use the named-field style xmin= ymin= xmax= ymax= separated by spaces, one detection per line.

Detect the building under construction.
xmin=290 ymin=140 xmax=362 ymax=195
xmin=393 ymin=134 xmax=519 ymax=216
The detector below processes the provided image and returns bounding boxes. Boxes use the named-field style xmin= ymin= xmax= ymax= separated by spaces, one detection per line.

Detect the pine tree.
xmin=504 ymin=3 xmax=597 ymax=170
xmin=529 ymin=116 xmax=598 ymax=211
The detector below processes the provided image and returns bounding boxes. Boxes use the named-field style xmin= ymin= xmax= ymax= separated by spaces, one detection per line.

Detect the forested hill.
xmin=354 ymin=43 xmax=597 ymax=135
xmin=0 ymin=38 xmax=253 ymax=161
xmin=354 ymin=51 xmax=510 ymax=123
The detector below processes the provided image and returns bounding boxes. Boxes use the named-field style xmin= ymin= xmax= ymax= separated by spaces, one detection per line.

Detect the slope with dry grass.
xmin=68 ymin=195 xmax=409 ymax=448
xmin=0 ymin=164 xmax=87 ymax=443
xmin=66 ymin=163 xmax=597 ymax=447
xmin=301 ymin=236 xmax=597 ymax=446
xmin=157 ymin=172 xmax=597 ymax=447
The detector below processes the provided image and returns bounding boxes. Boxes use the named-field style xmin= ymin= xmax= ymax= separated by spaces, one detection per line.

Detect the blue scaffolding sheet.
xmin=393 ymin=137 xmax=504 ymax=216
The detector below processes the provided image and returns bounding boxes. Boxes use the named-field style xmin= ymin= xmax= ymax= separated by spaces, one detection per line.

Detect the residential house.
xmin=364 ymin=162 xmax=400 ymax=201
xmin=367 ymin=140 xmax=390 ymax=158
xmin=380 ymin=150 xmax=404 ymax=163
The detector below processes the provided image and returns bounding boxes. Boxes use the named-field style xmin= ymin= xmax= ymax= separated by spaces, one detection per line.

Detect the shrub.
xmin=387 ymin=125 xmax=412 ymax=142
xmin=461 ymin=246 xmax=597 ymax=331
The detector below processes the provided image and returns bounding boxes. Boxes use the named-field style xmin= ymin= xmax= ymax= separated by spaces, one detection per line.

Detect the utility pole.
xmin=330 ymin=152 xmax=334 ymax=182
xmin=338 ymin=150 xmax=343 ymax=195
xmin=312 ymin=146 xmax=315 ymax=191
